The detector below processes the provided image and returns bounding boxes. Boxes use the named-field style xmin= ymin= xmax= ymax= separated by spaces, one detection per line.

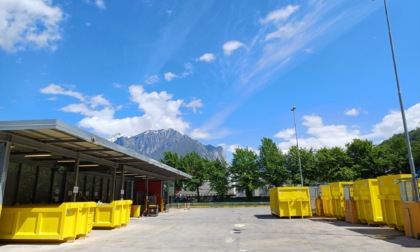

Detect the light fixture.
xmin=57 ymin=160 xmax=76 ymax=163
xmin=24 ymin=153 xmax=52 ymax=158
xmin=134 ymin=175 xmax=146 ymax=178
xmin=79 ymin=164 xmax=99 ymax=167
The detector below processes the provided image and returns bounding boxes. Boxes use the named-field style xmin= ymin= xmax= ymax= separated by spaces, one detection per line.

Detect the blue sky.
xmin=1 ymin=0 xmax=419 ymax=161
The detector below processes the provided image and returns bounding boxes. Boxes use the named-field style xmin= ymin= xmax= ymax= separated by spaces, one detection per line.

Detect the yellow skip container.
xmin=0 ymin=202 xmax=96 ymax=242
xmin=93 ymin=200 xmax=132 ymax=229
xmin=269 ymin=186 xmax=312 ymax=218
xmin=320 ymin=185 xmax=333 ymax=217
xmin=330 ymin=182 xmax=353 ymax=220
xmin=353 ymin=179 xmax=384 ymax=225
xmin=377 ymin=174 xmax=411 ymax=231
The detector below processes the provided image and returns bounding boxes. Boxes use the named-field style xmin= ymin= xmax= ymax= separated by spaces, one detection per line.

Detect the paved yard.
xmin=1 ymin=207 xmax=420 ymax=251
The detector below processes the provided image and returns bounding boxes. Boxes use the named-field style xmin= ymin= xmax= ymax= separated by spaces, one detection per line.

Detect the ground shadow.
xmin=254 ymin=214 xmax=280 ymax=220
xmin=309 ymin=217 xmax=420 ymax=248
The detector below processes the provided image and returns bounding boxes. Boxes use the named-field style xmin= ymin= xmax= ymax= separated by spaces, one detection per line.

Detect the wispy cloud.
xmin=84 ymin=0 xmax=106 ymax=10
xmin=259 ymin=5 xmax=300 ymax=24
xmin=181 ymin=63 xmax=193 ymax=77
xmin=196 ymin=1 xmax=380 ymax=139
xmin=144 ymin=75 xmax=160 ymax=84
xmin=0 ymin=0 xmax=64 ymax=52
xmin=164 ymin=72 xmax=178 ymax=81
xmin=223 ymin=40 xmax=244 ymax=56
xmin=184 ymin=98 xmax=203 ymax=113
xmin=40 ymin=84 xmax=85 ymax=101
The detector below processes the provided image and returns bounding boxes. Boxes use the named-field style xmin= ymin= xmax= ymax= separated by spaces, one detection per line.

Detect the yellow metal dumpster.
xmin=76 ymin=202 xmax=97 ymax=238
xmin=353 ymin=179 xmax=384 ymax=225
xmin=377 ymin=174 xmax=411 ymax=231
xmin=343 ymin=184 xmax=359 ymax=224
xmin=320 ymin=185 xmax=333 ymax=217
xmin=269 ymin=187 xmax=312 ymax=218
xmin=330 ymin=181 xmax=353 ymax=220
xmin=93 ymin=200 xmax=124 ymax=229
xmin=131 ymin=205 xmax=141 ymax=218
xmin=399 ymin=177 xmax=420 ymax=239
xmin=269 ymin=187 xmax=279 ymax=216
xmin=120 ymin=200 xmax=132 ymax=226
xmin=0 ymin=202 xmax=94 ymax=242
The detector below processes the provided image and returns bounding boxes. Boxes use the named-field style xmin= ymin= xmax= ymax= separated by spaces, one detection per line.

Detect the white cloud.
xmin=218 ymin=143 xmax=259 ymax=155
xmin=164 ymin=72 xmax=178 ymax=81
xmin=144 ymin=75 xmax=160 ymax=84
xmin=198 ymin=53 xmax=215 ymax=62
xmin=40 ymin=84 xmax=192 ymax=137
xmin=259 ymin=5 xmax=300 ymax=24
xmin=89 ymin=95 xmax=111 ymax=108
xmin=40 ymin=84 xmax=85 ymax=101
xmin=275 ymin=114 xmax=360 ymax=151
xmin=274 ymin=128 xmax=295 ymax=140
xmin=370 ymin=103 xmax=420 ymax=140
xmin=190 ymin=128 xmax=211 ymax=139
xmin=0 ymin=0 xmax=64 ymax=52
xmin=345 ymin=108 xmax=359 ymax=116
xmin=274 ymin=103 xmax=420 ymax=152
xmin=184 ymin=99 xmax=203 ymax=113
xmin=223 ymin=40 xmax=244 ymax=56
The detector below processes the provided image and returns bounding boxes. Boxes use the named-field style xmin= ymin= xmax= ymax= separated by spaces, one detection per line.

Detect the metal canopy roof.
xmin=0 ymin=119 xmax=191 ymax=180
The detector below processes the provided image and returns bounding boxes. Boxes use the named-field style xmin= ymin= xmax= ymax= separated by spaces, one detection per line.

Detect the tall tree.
xmin=314 ymin=147 xmax=355 ymax=183
xmin=230 ymin=148 xmax=262 ymax=201
xmin=208 ymin=159 xmax=230 ymax=200
xmin=181 ymin=152 xmax=208 ymax=202
xmin=346 ymin=139 xmax=376 ymax=179
xmin=161 ymin=152 xmax=185 ymax=191
xmin=259 ymin=138 xmax=288 ymax=187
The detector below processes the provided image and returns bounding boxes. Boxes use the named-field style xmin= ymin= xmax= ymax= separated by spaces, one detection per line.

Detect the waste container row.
xmin=316 ymin=174 xmax=420 ymax=239
xmin=0 ymin=200 xmax=132 ymax=242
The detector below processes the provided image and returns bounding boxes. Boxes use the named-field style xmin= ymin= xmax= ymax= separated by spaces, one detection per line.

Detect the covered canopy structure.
xmin=0 ymin=119 xmax=191 ymax=208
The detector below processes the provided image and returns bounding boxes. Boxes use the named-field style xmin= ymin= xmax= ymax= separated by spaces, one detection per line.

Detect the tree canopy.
xmin=160 ymin=127 xmax=420 ymax=199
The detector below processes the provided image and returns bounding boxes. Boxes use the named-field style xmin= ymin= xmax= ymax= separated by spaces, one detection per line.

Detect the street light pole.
xmin=291 ymin=106 xmax=303 ymax=186
xmin=383 ymin=0 xmax=419 ymax=202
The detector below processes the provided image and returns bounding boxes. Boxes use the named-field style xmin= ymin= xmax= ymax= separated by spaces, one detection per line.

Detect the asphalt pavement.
xmin=1 ymin=207 xmax=420 ymax=252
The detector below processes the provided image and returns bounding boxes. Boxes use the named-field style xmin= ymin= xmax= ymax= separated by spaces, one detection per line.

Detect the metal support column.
xmin=111 ymin=164 xmax=117 ymax=201
xmin=0 ymin=141 xmax=11 ymax=213
xmin=72 ymin=157 xmax=80 ymax=202
xmin=120 ymin=165 xmax=125 ymax=200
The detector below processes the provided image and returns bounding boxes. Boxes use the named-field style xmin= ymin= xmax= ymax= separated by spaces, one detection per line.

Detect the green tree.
xmin=161 ymin=152 xmax=185 ymax=191
xmin=380 ymin=136 xmax=410 ymax=174
xmin=346 ymin=139 xmax=376 ymax=179
xmin=258 ymin=138 xmax=288 ymax=187
xmin=299 ymin=147 xmax=317 ymax=186
xmin=230 ymin=148 xmax=262 ymax=201
xmin=208 ymin=159 xmax=230 ymax=200
xmin=181 ymin=152 xmax=208 ymax=202
xmin=315 ymin=147 xmax=355 ymax=182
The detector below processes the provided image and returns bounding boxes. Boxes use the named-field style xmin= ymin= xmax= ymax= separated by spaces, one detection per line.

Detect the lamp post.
xmin=383 ymin=0 xmax=419 ymax=202
xmin=291 ymin=106 xmax=303 ymax=186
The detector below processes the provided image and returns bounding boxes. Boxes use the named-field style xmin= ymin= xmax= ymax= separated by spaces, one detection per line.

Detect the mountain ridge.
xmin=110 ymin=128 xmax=226 ymax=161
